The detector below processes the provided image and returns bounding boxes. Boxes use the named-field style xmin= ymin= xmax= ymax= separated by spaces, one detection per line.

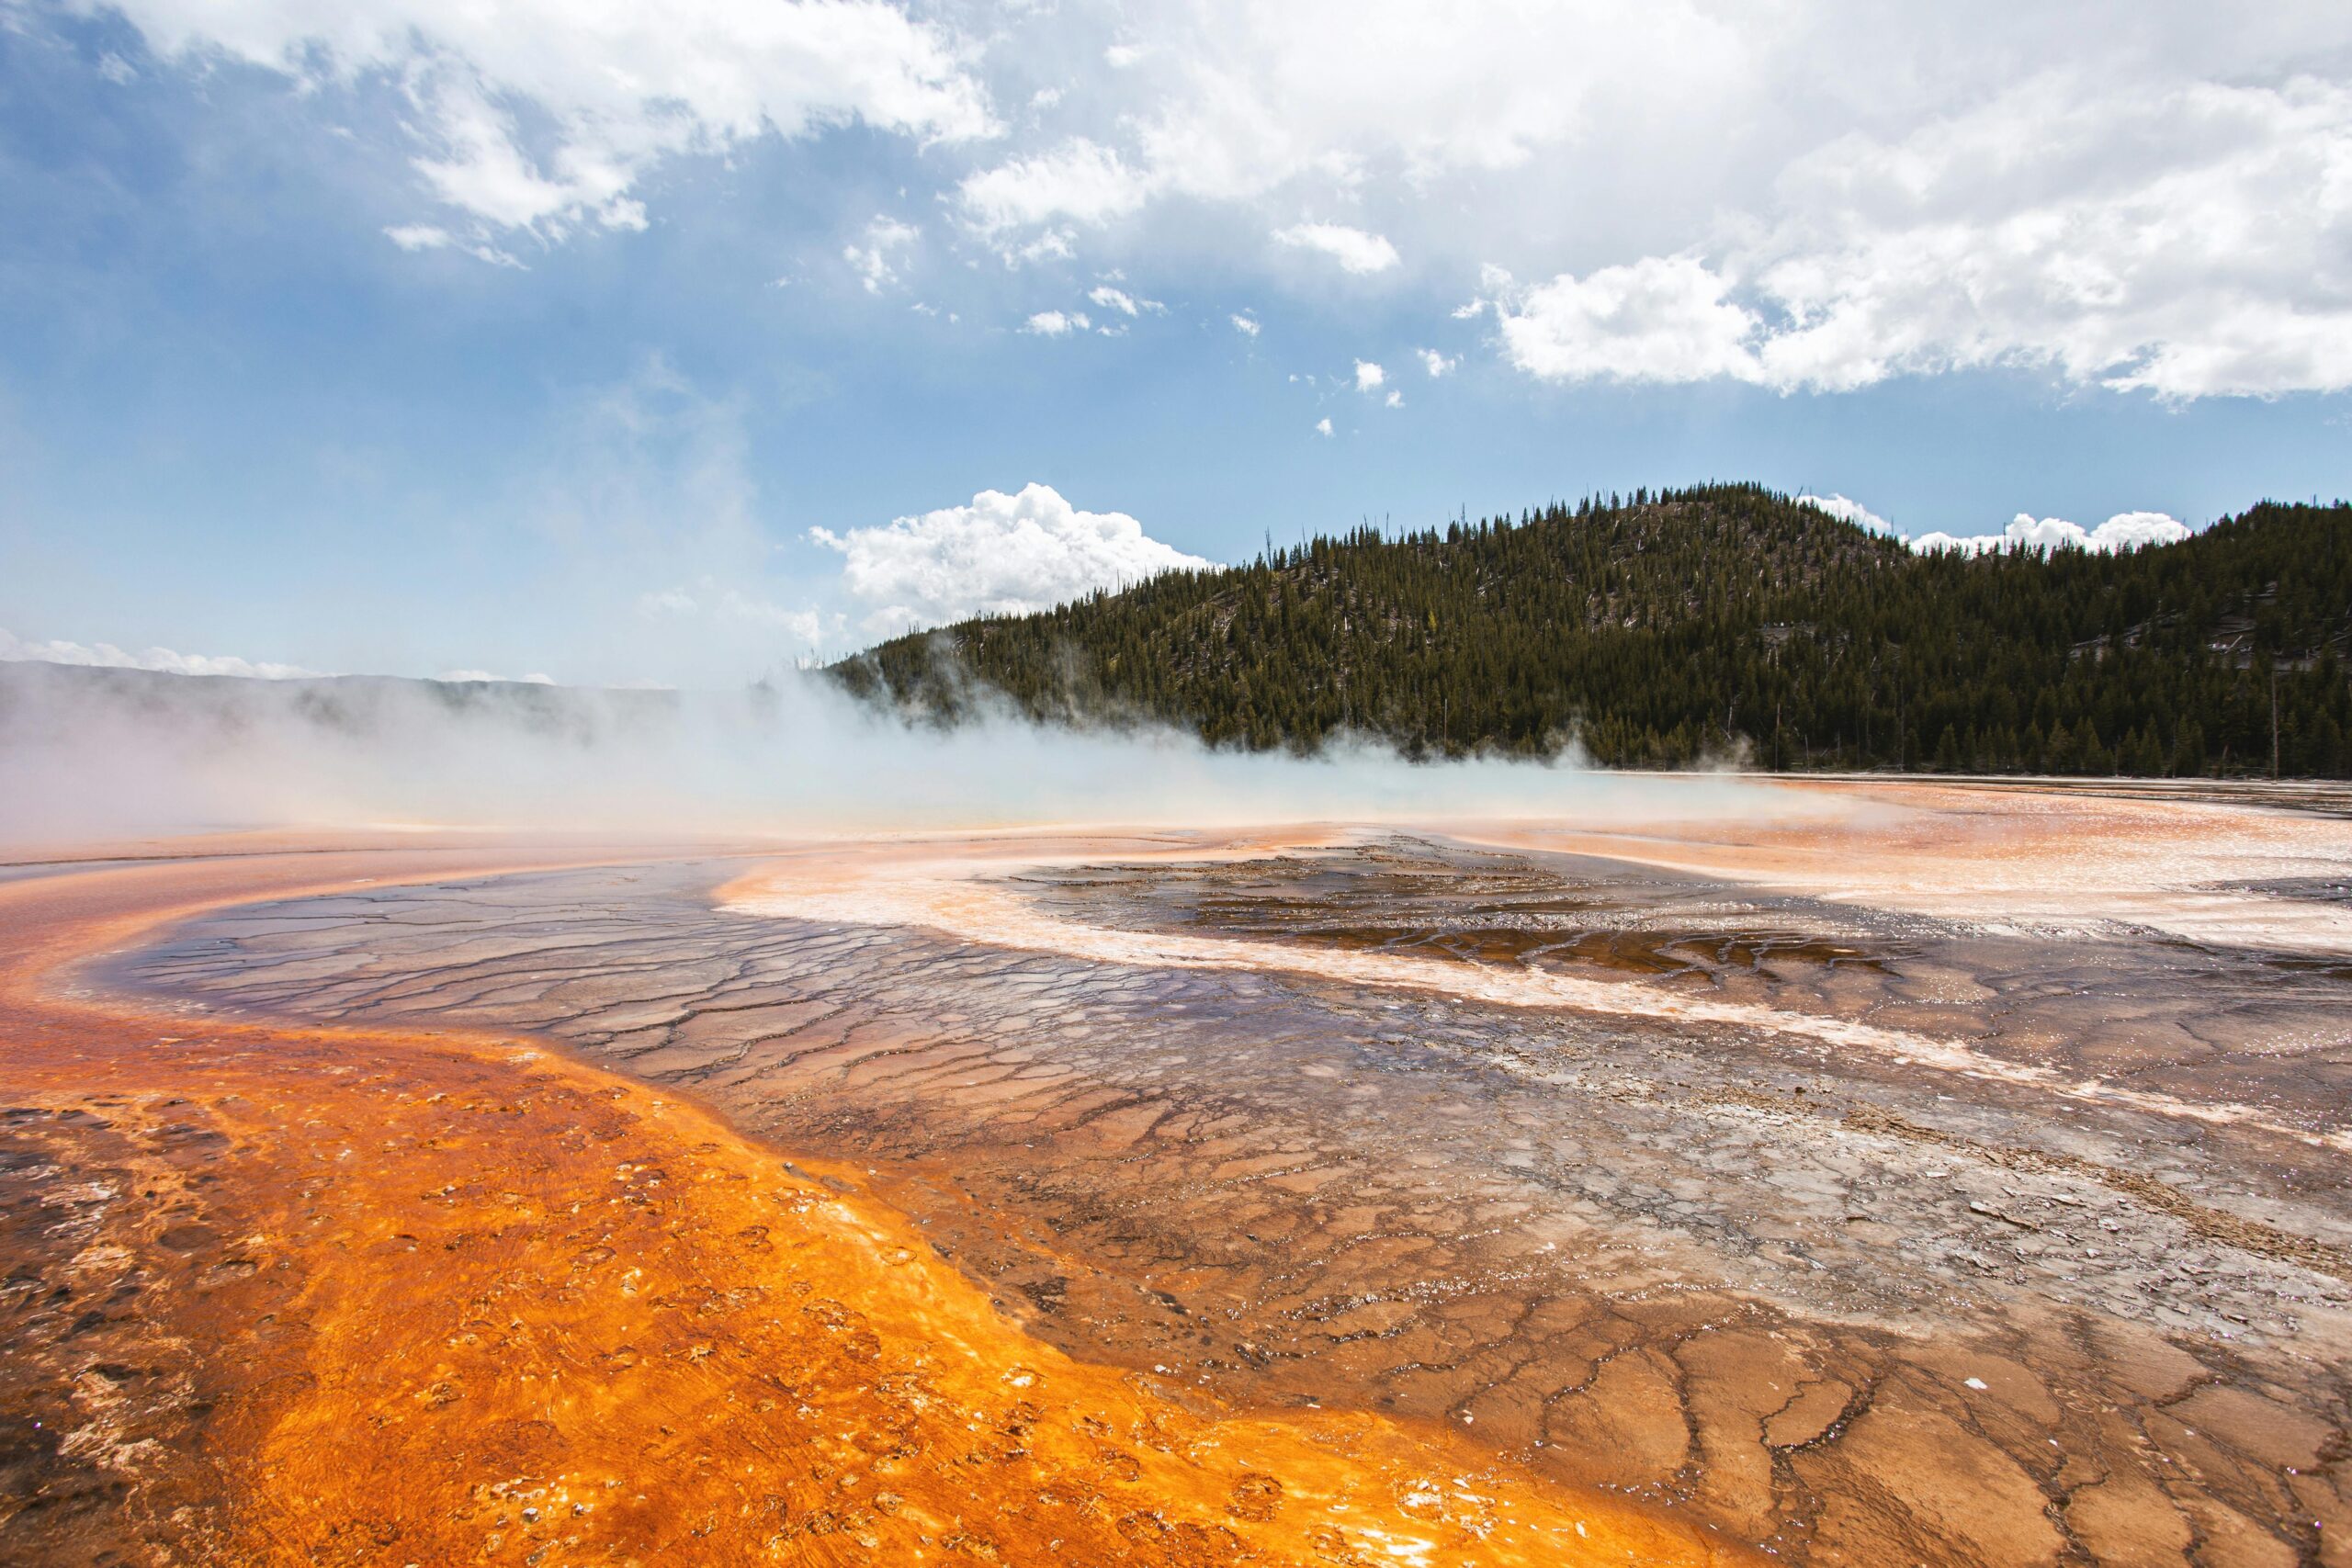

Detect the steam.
xmin=0 ymin=660 xmax=1804 ymax=848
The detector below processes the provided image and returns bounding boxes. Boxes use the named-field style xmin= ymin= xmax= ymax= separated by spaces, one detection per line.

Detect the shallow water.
xmin=107 ymin=784 xmax=2352 ymax=1567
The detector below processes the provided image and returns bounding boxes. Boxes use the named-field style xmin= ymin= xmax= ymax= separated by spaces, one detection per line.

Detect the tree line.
xmin=830 ymin=484 xmax=2352 ymax=778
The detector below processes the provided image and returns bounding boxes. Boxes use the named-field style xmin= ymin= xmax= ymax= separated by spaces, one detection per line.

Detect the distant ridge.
xmin=833 ymin=483 xmax=2352 ymax=778
xmin=0 ymin=662 xmax=684 ymax=745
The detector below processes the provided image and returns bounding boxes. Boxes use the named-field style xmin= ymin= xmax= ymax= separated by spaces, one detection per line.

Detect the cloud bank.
xmin=1 ymin=626 xmax=322 ymax=680
xmin=1795 ymin=495 xmax=2192 ymax=555
xmin=1914 ymin=512 xmax=2194 ymax=556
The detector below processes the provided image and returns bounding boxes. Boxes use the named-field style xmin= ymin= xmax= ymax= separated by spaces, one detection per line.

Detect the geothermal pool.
xmin=3 ymin=779 xmax=2347 ymax=1565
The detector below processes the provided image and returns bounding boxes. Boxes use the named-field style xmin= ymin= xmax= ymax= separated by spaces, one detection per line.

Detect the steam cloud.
xmin=0 ymin=660 xmax=1796 ymax=849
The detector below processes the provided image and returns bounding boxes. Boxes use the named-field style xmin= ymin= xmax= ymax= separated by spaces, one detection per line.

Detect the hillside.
xmin=831 ymin=483 xmax=2352 ymax=777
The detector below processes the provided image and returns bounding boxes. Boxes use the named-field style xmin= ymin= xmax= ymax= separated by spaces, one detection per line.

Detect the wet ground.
xmin=96 ymin=786 xmax=2352 ymax=1568
xmin=1 ymin=845 xmax=1725 ymax=1568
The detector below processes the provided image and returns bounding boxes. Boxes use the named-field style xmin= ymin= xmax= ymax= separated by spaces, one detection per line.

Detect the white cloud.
xmin=957 ymin=1 xmax=1747 ymax=234
xmin=937 ymin=4 xmax=2352 ymax=400
xmin=1314 ymin=417 xmax=1333 ymax=436
xmin=381 ymin=220 xmax=525 ymax=267
xmin=1023 ymin=309 xmax=1091 ymax=335
xmin=1457 ymin=73 xmax=2352 ymax=399
xmin=96 ymin=0 xmax=2352 ymax=400
xmin=1384 ymin=389 xmax=1402 ymax=407
xmin=1273 ymin=222 xmax=1400 ymax=275
xmin=1353 ymin=359 xmax=1385 ymax=390
xmin=1795 ymin=492 xmax=1896 ymax=536
xmin=1005 ymin=228 xmax=1077 ymax=266
xmin=1 ymin=626 xmax=322 ymax=679
xmin=1495 ymin=254 xmax=1762 ymax=385
xmin=438 ymin=668 xmax=557 ymax=684
xmin=810 ymin=482 xmax=1211 ymax=631
xmin=1230 ymin=312 xmax=1261 ymax=336
xmin=960 ymin=139 xmax=1151 ymax=235
xmin=1797 ymin=493 xmax=2189 ymax=553
xmin=1736 ymin=77 xmax=2352 ymax=398
xmin=1087 ymin=284 xmax=1162 ymax=315
xmin=844 ymin=215 xmax=921 ymax=294
xmin=1913 ymin=511 xmax=2192 ymax=556
xmin=1417 ymin=348 xmax=1458 ymax=377
xmin=2089 ymin=511 xmax=2197 ymax=550
xmin=102 ymin=0 xmax=993 ymax=238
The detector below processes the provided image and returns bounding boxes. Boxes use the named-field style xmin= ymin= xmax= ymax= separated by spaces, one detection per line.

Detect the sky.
xmin=3 ymin=0 xmax=2350 ymax=688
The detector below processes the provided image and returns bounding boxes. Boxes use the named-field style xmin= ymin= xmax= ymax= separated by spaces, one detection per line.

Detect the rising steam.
xmin=0 ymin=660 xmax=1797 ymax=847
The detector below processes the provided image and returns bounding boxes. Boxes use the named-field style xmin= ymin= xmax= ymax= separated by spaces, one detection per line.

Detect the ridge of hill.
xmin=831 ymin=482 xmax=2352 ymax=777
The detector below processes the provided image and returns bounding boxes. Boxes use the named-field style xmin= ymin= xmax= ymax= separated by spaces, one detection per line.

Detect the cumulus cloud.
xmin=1795 ymin=492 xmax=1897 ymax=536
xmin=960 ymin=139 xmax=1151 ymax=235
xmin=1314 ymin=417 xmax=1333 ymax=436
xmin=1 ymin=626 xmax=322 ymax=680
xmin=1230 ymin=312 xmax=1261 ymax=336
xmin=1914 ymin=511 xmax=2193 ymax=556
xmin=1736 ymin=78 xmax=2352 ymax=399
xmin=1495 ymin=255 xmax=1762 ymax=385
xmin=1273 ymin=222 xmax=1400 ymax=275
xmin=1023 ymin=309 xmax=1091 ymax=335
xmin=810 ymin=483 xmax=1211 ymax=631
xmin=1417 ymin=349 xmax=1458 ymax=377
xmin=101 ymin=0 xmax=993 ymax=239
xmin=1353 ymin=359 xmax=1385 ymax=391
xmin=1453 ymin=73 xmax=2352 ymax=399
xmin=1796 ymin=493 xmax=2188 ymax=553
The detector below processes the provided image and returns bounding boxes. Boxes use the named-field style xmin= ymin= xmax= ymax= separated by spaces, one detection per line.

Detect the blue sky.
xmin=4 ymin=0 xmax=2350 ymax=686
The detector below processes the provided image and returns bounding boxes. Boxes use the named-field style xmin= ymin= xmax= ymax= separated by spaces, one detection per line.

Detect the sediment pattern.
xmin=1 ymin=849 xmax=1739 ymax=1568
xmin=114 ymin=819 xmax=2352 ymax=1568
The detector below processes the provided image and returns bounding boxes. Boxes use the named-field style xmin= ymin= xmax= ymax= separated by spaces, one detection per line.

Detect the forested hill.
xmin=830 ymin=484 xmax=2352 ymax=778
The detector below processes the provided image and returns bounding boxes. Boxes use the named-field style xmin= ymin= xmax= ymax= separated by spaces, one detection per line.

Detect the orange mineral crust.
xmin=0 ymin=846 xmax=1747 ymax=1566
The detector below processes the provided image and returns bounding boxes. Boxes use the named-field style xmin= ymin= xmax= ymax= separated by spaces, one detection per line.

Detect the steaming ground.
xmin=0 ymin=659 xmax=1810 ymax=845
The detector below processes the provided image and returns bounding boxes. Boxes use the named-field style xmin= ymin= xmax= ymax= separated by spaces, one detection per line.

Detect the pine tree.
xmin=830 ymin=490 xmax=2352 ymax=781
